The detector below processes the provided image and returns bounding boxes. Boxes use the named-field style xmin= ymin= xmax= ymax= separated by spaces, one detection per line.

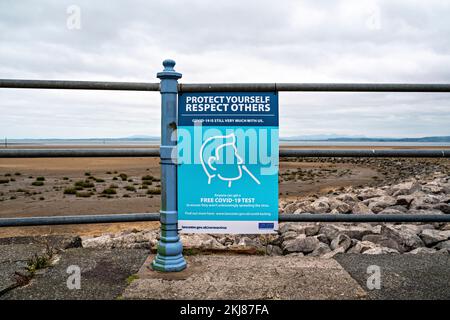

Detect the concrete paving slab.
xmin=0 ymin=244 xmax=46 ymax=293
xmin=335 ymin=253 xmax=450 ymax=300
xmin=123 ymin=255 xmax=367 ymax=300
xmin=1 ymin=248 xmax=148 ymax=300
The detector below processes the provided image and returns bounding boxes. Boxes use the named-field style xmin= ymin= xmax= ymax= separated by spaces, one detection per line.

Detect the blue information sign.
xmin=177 ymin=92 xmax=279 ymax=234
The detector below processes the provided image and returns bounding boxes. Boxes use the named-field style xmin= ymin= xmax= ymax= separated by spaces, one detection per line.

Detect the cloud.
xmin=1 ymin=0 xmax=450 ymax=138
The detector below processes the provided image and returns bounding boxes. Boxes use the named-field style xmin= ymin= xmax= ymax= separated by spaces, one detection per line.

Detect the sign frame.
xmin=177 ymin=91 xmax=279 ymax=234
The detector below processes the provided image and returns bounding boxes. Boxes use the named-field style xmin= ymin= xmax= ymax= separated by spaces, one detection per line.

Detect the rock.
xmin=410 ymin=192 xmax=442 ymax=210
xmin=331 ymin=224 xmax=375 ymax=240
xmin=378 ymin=208 xmax=406 ymax=215
xmin=266 ymin=245 xmax=283 ymax=256
xmin=284 ymin=200 xmax=312 ymax=213
xmin=310 ymin=197 xmax=330 ymax=213
xmin=408 ymin=209 xmax=444 ymax=215
xmin=361 ymin=234 xmax=402 ymax=252
xmin=371 ymin=225 xmax=382 ymax=234
xmin=422 ymin=183 xmax=445 ymax=194
xmin=319 ymin=225 xmax=340 ymax=242
xmin=434 ymin=203 xmax=450 ymax=214
xmin=281 ymin=231 xmax=298 ymax=241
xmin=328 ymin=199 xmax=352 ymax=214
xmin=389 ymin=180 xmax=421 ymax=196
xmin=352 ymin=202 xmax=373 ymax=214
xmin=441 ymin=196 xmax=450 ymax=204
xmin=278 ymin=223 xmax=320 ymax=236
xmin=363 ymin=247 xmax=400 ymax=254
xmin=407 ymin=247 xmax=438 ymax=254
xmin=237 ymin=237 xmax=258 ymax=247
xmin=384 ymin=205 xmax=408 ymax=212
xmin=282 ymin=234 xmax=321 ymax=254
xmin=322 ymin=247 xmax=346 ymax=259
xmin=336 ymin=193 xmax=359 ymax=204
xmin=217 ymin=235 xmax=235 ymax=246
xmin=81 ymin=230 xmax=160 ymax=250
xmin=397 ymin=224 xmax=434 ymax=234
xmin=347 ymin=241 xmax=379 ymax=254
xmin=434 ymin=240 xmax=450 ymax=250
xmin=367 ymin=196 xmax=397 ymax=213
xmin=64 ymin=236 xmax=82 ymax=249
xmin=309 ymin=242 xmax=331 ymax=257
xmin=181 ymin=234 xmax=226 ymax=250
xmin=285 ymin=252 xmax=305 ymax=257
xmin=357 ymin=188 xmax=387 ymax=200
xmin=82 ymin=234 xmax=113 ymax=248
xmin=396 ymin=195 xmax=415 ymax=207
xmin=315 ymin=233 xmax=330 ymax=245
xmin=381 ymin=225 xmax=425 ymax=252
xmin=419 ymin=229 xmax=450 ymax=246
xmin=330 ymin=234 xmax=352 ymax=251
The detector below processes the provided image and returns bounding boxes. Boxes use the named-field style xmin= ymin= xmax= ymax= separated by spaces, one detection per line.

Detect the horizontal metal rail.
xmin=0 ymin=213 xmax=160 ymax=227
xmin=0 ymin=148 xmax=448 ymax=158
xmin=2 ymin=79 xmax=450 ymax=92
xmin=179 ymin=83 xmax=450 ymax=92
xmin=1 ymin=213 xmax=449 ymax=227
xmin=278 ymin=214 xmax=450 ymax=223
xmin=280 ymin=149 xmax=450 ymax=158
xmin=0 ymin=79 xmax=160 ymax=91
xmin=0 ymin=148 xmax=160 ymax=158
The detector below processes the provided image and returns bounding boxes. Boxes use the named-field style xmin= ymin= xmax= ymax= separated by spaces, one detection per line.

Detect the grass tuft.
xmin=76 ymin=191 xmax=93 ymax=198
xmin=125 ymin=185 xmax=136 ymax=192
xmin=74 ymin=180 xmax=95 ymax=188
xmin=63 ymin=187 xmax=77 ymax=195
xmin=142 ymin=175 xmax=154 ymax=181
xmin=102 ymin=188 xmax=117 ymax=195
xmin=147 ymin=188 xmax=161 ymax=195
xmin=126 ymin=274 xmax=139 ymax=285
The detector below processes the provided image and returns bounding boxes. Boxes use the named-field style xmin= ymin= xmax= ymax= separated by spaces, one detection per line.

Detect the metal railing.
xmin=1 ymin=213 xmax=450 ymax=228
xmin=1 ymin=61 xmax=449 ymax=245
xmin=3 ymin=79 xmax=450 ymax=92
xmin=0 ymin=148 xmax=449 ymax=158
xmin=1 ymin=73 xmax=449 ymax=227
xmin=0 ymin=79 xmax=159 ymax=91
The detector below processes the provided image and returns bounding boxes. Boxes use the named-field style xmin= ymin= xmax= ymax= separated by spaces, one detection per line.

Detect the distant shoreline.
xmin=1 ymin=144 xmax=450 ymax=150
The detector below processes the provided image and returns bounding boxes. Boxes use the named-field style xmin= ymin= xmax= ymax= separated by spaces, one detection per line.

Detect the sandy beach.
xmin=1 ymin=145 xmax=449 ymax=238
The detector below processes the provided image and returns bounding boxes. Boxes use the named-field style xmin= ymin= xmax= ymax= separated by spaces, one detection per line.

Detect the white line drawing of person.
xmin=199 ymin=133 xmax=261 ymax=187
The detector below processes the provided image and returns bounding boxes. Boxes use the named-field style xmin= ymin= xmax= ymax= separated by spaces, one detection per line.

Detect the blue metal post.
xmin=151 ymin=59 xmax=187 ymax=272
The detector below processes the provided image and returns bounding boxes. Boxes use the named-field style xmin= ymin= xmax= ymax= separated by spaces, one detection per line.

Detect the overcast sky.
xmin=1 ymin=0 xmax=450 ymax=139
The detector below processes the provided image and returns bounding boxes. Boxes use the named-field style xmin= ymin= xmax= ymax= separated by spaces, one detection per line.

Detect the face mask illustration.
xmin=199 ymin=133 xmax=260 ymax=187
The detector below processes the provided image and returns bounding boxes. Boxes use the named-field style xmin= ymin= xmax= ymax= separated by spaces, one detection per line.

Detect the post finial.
xmin=162 ymin=59 xmax=176 ymax=71
xmin=157 ymin=59 xmax=181 ymax=81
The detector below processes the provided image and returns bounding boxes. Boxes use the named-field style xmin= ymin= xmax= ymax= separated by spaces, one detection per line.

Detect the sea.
xmin=3 ymin=139 xmax=450 ymax=147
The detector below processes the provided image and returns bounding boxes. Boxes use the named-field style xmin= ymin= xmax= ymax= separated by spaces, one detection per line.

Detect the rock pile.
xmin=279 ymin=174 xmax=450 ymax=216
xmin=81 ymin=173 xmax=450 ymax=257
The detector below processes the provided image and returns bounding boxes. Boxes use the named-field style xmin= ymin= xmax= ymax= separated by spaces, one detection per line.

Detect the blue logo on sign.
xmin=258 ymin=223 xmax=274 ymax=229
